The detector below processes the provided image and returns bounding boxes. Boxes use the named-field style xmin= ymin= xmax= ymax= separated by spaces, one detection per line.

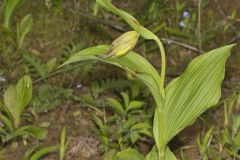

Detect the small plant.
xmin=197 ymin=126 xmax=215 ymax=159
xmin=45 ymin=0 xmax=62 ymax=13
xmin=220 ymin=92 xmax=240 ymax=158
xmin=218 ymin=92 xmax=240 ymax=159
xmin=92 ymin=92 xmax=152 ymax=155
xmin=2 ymin=0 xmax=28 ymax=30
xmin=91 ymin=78 xmax=131 ymax=98
xmin=16 ymin=14 xmax=33 ymax=49
xmin=32 ymin=84 xmax=72 ymax=113
xmin=61 ymin=0 xmax=235 ymax=159
xmin=0 ymin=75 xmax=46 ymax=147
xmin=74 ymin=78 xmax=135 ymax=110
xmin=1 ymin=0 xmax=32 ymax=47
xmin=22 ymin=145 xmax=59 ymax=160
xmin=1 ymin=0 xmax=33 ymax=67
xmin=195 ymin=92 xmax=240 ymax=160
xmin=22 ymin=125 xmax=69 ymax=160
xmin=23 ymin=54 xmax=57 ymax=79
xmin=59 ymin=126 xmax=70 ymax=160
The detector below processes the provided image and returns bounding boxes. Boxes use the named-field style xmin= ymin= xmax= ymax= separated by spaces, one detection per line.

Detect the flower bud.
xmin=102 ymin=31 xmax=139 ymax=58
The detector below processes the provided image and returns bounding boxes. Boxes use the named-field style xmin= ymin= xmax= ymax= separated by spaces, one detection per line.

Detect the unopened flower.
xmin=102 ymin=31 xmax=139 ymax=58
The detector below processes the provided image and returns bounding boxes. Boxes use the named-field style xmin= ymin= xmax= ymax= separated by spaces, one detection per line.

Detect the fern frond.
xmin=91 ymin=78 xmax=131 ymax=95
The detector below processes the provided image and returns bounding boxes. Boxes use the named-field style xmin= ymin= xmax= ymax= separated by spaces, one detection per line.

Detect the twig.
xmin=227 ymin=36 xmax=240 ymax=44
xmin=69 ymin=9 xmax=127 ymax=32
xmin=197 ymin=0 xmax=202 ymax=51
xmin=70 ymin=9 xmax=203 ymax=53
xmin=161 ymin=38 xmax=204 ymax=53
xmin=146 ymin=38 xmax=204 ymax=53
xmin=33 ymin=61 xmax=94 ymax=84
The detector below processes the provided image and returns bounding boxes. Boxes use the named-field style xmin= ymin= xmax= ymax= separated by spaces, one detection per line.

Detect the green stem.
xmin=155 ymin=37 xmax=166 ymax=160
xmin=155 ymin=37 xmax=166 ymax=97
xmin=159 ymin=149 xmax=165 ymax=160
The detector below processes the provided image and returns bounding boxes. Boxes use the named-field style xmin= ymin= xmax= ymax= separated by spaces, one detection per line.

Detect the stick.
xmin=197 ymin=0 xmax=202 ymax=51
xmin=33 ymin=61 xmax=94 ymax=84
xmin=71 ymin=9 xmax=204 ymax=53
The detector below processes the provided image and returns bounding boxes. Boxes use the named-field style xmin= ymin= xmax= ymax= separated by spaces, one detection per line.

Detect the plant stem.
xmin=159 ymin=150 xmax=165 ymax=160
xmin=155 ymin=38 xmax=166 ymax=97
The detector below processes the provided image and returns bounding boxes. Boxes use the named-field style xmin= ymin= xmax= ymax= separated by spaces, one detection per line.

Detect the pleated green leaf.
xmin=145 ymin=146 xmax=176 ymax=160
xmin=162 ymin=44 xmax=235 ymax=145
xmin=61 ymin=45 xmax=163 ymax=103
xmin=29 ymin=145 xmax=59 ymax=160
xmin=127 ymin=101 xmax=144 ymax=112
xmin=5 ymin=126 xmax=47 ymax=142
xmin=165 ymin=147 xmax=177 ymax=160
xmin=145 ymin=146 xmax=158 ymax=160
xmin=3 ymin=75 xmax=32 ymax=127
xmin=116 ymin=148 xmax=145 ymax=160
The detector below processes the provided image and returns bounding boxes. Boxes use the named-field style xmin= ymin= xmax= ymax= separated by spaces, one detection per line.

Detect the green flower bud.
xmin=102 ymin=31 xmax=139 ymax=58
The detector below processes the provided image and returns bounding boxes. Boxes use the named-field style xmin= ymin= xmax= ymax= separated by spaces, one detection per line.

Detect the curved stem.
xmin=154 ymin=37 xmax=167 ymax=160
xmin=155 ymin=37 xmax=166 ymax=97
